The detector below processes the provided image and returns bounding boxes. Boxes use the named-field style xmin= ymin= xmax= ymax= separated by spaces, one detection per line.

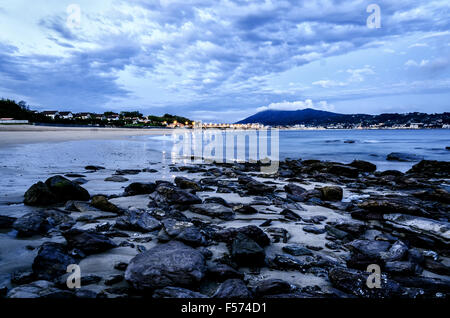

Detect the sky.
xmin=0 ymin=0 xmax=449 ymax=123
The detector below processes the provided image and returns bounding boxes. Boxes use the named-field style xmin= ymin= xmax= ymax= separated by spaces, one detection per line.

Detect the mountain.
xmin=236 ymin=108 xmax=450 ymax=127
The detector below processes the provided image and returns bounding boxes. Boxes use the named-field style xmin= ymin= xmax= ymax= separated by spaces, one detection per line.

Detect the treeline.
xmin=0 ymin=99 xmax=192 ymax=127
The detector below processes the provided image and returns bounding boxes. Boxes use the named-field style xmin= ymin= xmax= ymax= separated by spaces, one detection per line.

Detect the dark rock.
xmin=379 ymin=170 xmax=404 ymax=177
xmin=386 ymin=152 xmax=423 ymax=162
xmin=234 ymin=204 xmax=258 ymax=215
xmin=7 ymin=280 xmax=74 ymax=298
xmin=104 ymin=274 xmax=124 ymax=286
xmin=346 ymin=240 xmax=391 ymax=268
xmin=303 ymin=225 xmax=326 ymax=235
xmin=91 ymin=195 xmax=122 ymax=213
xmin=203 ymin=197 xmax=230 ymax=207
xmin=284 ymin=183 xmax=307 ymax=196
xmin=0 ymin=215 xmax=17 ymax=229
xmin=325 ymin=225 xmax=352 ymax=241
xmin=231 ymin=233 xmax=265 ymax=266
xmin=32 ymin=242 xmax=76 ymax=281
xmin=245 ymin=180 xmax=276 ymax=195
xmin=265 ymin=227 xmax=290 ymax=243
xmin=152 ymin=184 xmax=202 ymax=205
xmin=412 ymin=188 xmax=450 ymax=203
xmin=125 ymin=241 xmax=206 ymax=290
xmin=176 ymin=226 xmax=207 ymax=247
xmin=206 ymin=263 xmax=244 ymax=281
xmin=23 ymin=182 xmax=58 ymax=206
xmin=381 ymin=241 xmax=408 ymax=262
xmin=11 ymin=271 xmax=35 ymax=285
xmin=153 ymin=287 xmax=207 ymax=298
xmin=13 ymin=210 xmax=74 ymax=237
xmin=319 ymin=186 xmax=343 ymax=201
xmin=423 ymin=259 xmax=450 ymax=276
xmin=349 ymin=160 xmax=376 ymax=173
xmin=328 ymin=267 xmax=404 ymax=298
xmin=44 ymin=175 xmax=90 ymax=202
xmin=63 ymin=228 xmax=117 ymax=255
xmin=160 ymin=218 xmax=193 ymax=237
xmin=391 ymin=276 xmax=450 ymax=293
xmin=213 ymin=279 xmax=252 ymax=298
xmin=406 ymin=160 xmax=450 ymax=178
xmin=190 ymin=203 xmax=235 ymax=220
xmin=115 ymin=210 xmax=161 ymax=233
xmin=174 ymin=176 xmax=202 ymax=191
xmin=384 ymin=261 xmax=417 ymax=276
xmin=124 ymin=182 xmax=156 ymax=196
xmin=254 ymin=279 xmax=291 ymax=296
xmin=85 ymin=165 xmax=105 ymax=171
xmin=282 ymin=244 xmax=313 ymax=256
xmin=328 ymin=164 xmax=359 ymax=178
xmin=115 ymin=169 xmax=141 ymax=175
xmin=280 ymin=208 xmax=302 ymax=221
xmin=213 ymin=225 xmax=271 ymax=247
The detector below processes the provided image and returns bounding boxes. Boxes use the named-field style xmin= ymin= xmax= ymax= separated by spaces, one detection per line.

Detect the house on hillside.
xmin=74 ymin=113 xmax=92 ymax=120
xmin=41 ymin=111 xmax=59 ymax=119
xmin=59 ymin=111 xmax=73 ymax=119
xmin=106 ymin=113 xmax=120 ymax=121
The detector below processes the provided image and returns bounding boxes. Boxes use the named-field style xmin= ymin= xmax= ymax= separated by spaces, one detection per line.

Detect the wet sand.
xmin=0 ymin=125 xmax=169 ymax=147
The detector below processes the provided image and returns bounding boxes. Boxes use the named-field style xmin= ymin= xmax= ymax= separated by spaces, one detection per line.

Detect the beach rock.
xmin=328 ymin=164 xmax=359 ymax=178
xmin=358 ymin=198 xmax=426 ymax=217
xmin=245 ymin=180 xmax=276 ymax=195
xmin=381 ymin=240 xmax=408 ymax=262
xmin=346 ymin=240 xmax=391 ymax=267
xmin=7 ymin=280 xmax=74 ymax=298
xmin=213 ymin=225 xmax=270 ymax=247
xmin=45 ymin=176 xmax=90 ymax=202
xmin=282 ymin=244 xmax=313 ymax=256
xmin=115 ymin=169 xmax=141 ymax=175
xmin=234 ymin=204 xmax=258 ymax=215
xmin=11 ymin=270 xmax=35 ymax=285
xmin=386 ymin=152 xmax=423 ymax=162
xmin=254 ymin=279 xmax=292 ymax=296
xmin=203 ymin=197 xmax=230 ymax=207
xmin=265 ymin=227 xmax=290 ymax=243
xmin=23 ymin=182 xmax=58 ymax=206
xmin=325 ymin=225 xmax=352 ymax=241
xmin=91 ymin=195 xmax=122 ymax=214
xmin=32 ymin=242 xmax=76 ymax=281
xmin=153 ymin=287 xmax=207 ymax=298
xmin=0 ymin=215 xmax=16 ymax=229
xmin=174 ymin=176 xmax=202 ymax=191
xmin=328 ymin=267 xmax=404 ymax=298
xmin=190 ymin=203 xmax=235 ymax=220
xmin=406 ymin=160 xmax=450 ymax=178
xmin=231 ymin=233 xmax=265 ymax=266
xmin=115 ymin=210 xmax=161 ymax=233
xmin=423 ymin=259 xmax=450 ymax=276
xmin=104 ymin=176 xmax=129 ymax=182
xmin=13 ymin=210 xmax=74 ymax=237
xmin=152 ymin=184 xmax=202 ymax=206
xmin=391 ymin=276 xmax=450 ymax=294
xmin=384 ymin=261 xmax=417 ymax=276
xmin=104 ymin=274 xmax=124 ymax=286
xmin=213 ymin=279 xmax=252 ymax=298
xmin=284 ymin=183 xmax=307 ymax=197
xmin=176 ymin=226 xmax=207 ymax=247
xmin=349 ymin=160 xmax=376 ymax=173
xmin=319 ymin=186 xmax=343 ymax=201
xmin=85 ymin=165 xmax=105 ymax=171
xmin=206 ymin=263 xmax=244 ymax=281
xmin=62 ymin=228 xmax=117 ymax=255
xmin=412 ymin=188 xmax=450 ymax=204
xmin=124 ymin=182 xmax=156 ymax=196
xmin=379 ymin=170 xmax=404 ymax=177
xmin=280 ymin=208 xmax=302 ymax=221
xmin=125 ymin=241 xmax=206 ymax=290
xmin=303 ymin=225 xmax=326 ymax=234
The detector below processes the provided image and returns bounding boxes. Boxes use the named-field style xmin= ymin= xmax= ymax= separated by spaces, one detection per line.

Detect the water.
xmin=0 ymin=129 xmax=449 ymax=204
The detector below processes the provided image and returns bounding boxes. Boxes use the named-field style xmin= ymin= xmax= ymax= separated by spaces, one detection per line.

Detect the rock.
xmin=358 ymin=199 xmax=426 ymax=217
xmin=280 ymin=208 xmax=302 ymax=221
xmin=282 ymin=244 xmax=313 ymax=256
xmin=104 ymin=274 xmax=124 ymax=286
xmin=0 ymin=215 xmax=16 ymax=229
xmin=245 ymin=180 xmax=276 ymax=195
xmin=386 ymin=152 xmax=423 ymax=162
xmin=32 ymin=242 xmax=76 ymax=281
xmin=406 ymin=160 xmax=450 ymax=178
xmin=381 ymin=241 xmax=408 ymax=262
xmin=379 ymin=170 xmax=404 ymax=177
xmin=13 ymin=210 xmax=74 ymax=237
xmin=329 ymin=219 xmax=366 ymax=237
xmin=190 ymin=203 xmax=235 ymax=220
xmin=391 ymin=276 xmax=450 ymax=293
xmin=114 ymin=262 xmax=129 ymax=271
xmin=85 ymin=165 xmax=105 ymax=171
xmin=213 ymin=225 xmax=271 ymax=247
xmin=203 ymin=197 xmax=230 ymax=207
xmin=349 ymin=160 xmax=376 ymax=173
xmin=125 ymin=241 xmax=206 ymax=290
xmin=153 ymin=287 xmax=207 ymax=298
xmin=268 ymin=254 xmax=308 ymax=271
xmin=265 ymin=227 xmax=290 ymax=243
xmin=328 ymin=267 xmax=404 ymax=298
xmin=176 ymin=226 xmax=207 ymax=247
xmin=412 ymin=188 xmax=450 ymax=204
xmin=115 ymin=169 xmax=141 ymax=175
xmin=160 ymin=218 xmax=194 ymax=237
xmin=231 ymin=233 xmax=265 ymax=266
xmin=44 ymin=175 xmax=90 ymax=202
xmin=206 ymin=263 xmax=244 ymax=281
xmin=325 ymin=225 xmax=352 ymax=241
xmin=23 ymin=181 xmax=58 ymax=206
xmin=234 ymin=204 xmax=258 ymax=215
xmin=11 ymin=270 xmax=35 ymax=285
xmin=104 ymin=176 xmax=129 ymax=182
xmin=91 ymin=195 xmax=122 ymax=213
xmin=346 ymin=240 xmax=391 ymax=267
xmin=284 ymin=183 xmax=307 ymax=197
xmin=72 ymin=178 xmax=88 ymax=185
xmin=254 ymin=279 xmax=291 ymax=296
xmin=384 ymin=261 xmax=417 ymax=276
xmin=423 ymin=259 xmax=450 ymax=276
xmin=7 ymin=280 xmax=74 ymax=298
xmin=174 ymin=176 xmax=202 ymax=191
xmin=328 ymin=164 xmax=359 ymax=178
xmin=152 ymin=184 xmax=202 ymax=206
xmin=124 ymin=182 xmax=156 ymax=196
xmin=344 ymin=140 xmax=355 ymax=144
xmin=319 ymin=186 xmax=343 ymax=201
xmin=63 ymin=228 xmax=117 ymax=255
xmin=303 ymin=225 xmax=326 ymax=234
xmin=213 ymin=279 xmax=252 ymax=298
xmin=115 ymin=210 xmax=161 ymax=233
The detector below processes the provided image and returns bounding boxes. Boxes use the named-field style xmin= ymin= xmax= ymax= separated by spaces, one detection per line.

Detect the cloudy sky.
xmin=0 ymin=0 xmax=449 ymax=122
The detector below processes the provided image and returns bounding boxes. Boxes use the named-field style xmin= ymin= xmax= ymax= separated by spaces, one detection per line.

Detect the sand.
xmin=0 ymin=125 xmax=170 ymax=147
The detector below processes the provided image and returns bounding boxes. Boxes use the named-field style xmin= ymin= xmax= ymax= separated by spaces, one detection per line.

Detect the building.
xmin=41 ymin=111 xmax=59 ymax=119
xmin=59 ymin=111 xmax=73 ymax=119
xmin=74 ymin=113 xmax=92 ymax=120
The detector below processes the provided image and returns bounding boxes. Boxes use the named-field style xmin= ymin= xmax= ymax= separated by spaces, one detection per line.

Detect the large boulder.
xmin=151 ymin=184 xmax=202 ymax=206
xmin=32 ymin=242 xmax=77 ymax=281
xmin=91 ymin=195 xmax=122 ymax=214
xmin=23 ymin=182 xmax=58 ymax=206
xmin=406 ymin=160 xmax=450 ymax=178
xmin=44 ymin=175 xmax=90 ymax=202
xmin=386 ymin=152 xmax=423 ymax=162
xmin=13 ymin=210 xmax=74 ymax=237
xmin=125 ymin=241 xmax=206 ymax=290
xmin=349 ymin=160 xmax=376 ymax=173
xmin=62 ymin=228 xmax=117 ymax=255
xmin=124 ymin=182 xmax=156 ymax=196
xmin=231 ymin=233 xmax=266 ymax=266
xmin=190 ymin=203 xmax=235 ymax=220
xmin=319 ymin=186 xmax=343 ymax=201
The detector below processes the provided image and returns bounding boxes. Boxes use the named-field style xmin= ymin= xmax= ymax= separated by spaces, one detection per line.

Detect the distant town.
xmin=0 ymin=98 xmax=449 ymax=129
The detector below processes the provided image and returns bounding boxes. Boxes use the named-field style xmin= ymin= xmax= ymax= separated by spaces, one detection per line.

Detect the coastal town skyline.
xmin=0 ymin=1 xmax=449 ymax=122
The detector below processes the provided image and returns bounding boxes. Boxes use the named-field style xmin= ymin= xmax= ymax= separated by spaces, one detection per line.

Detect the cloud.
xmin=256 ymin=99 xmax=334 ymax=112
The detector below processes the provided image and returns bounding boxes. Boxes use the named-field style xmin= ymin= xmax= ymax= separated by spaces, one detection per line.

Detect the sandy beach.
xmin=0 ymin=125 xmax=169 ymax=147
